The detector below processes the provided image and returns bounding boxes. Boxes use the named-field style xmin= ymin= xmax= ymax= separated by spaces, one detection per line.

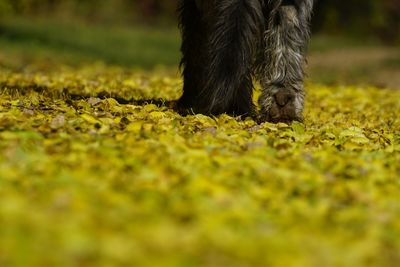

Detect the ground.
xmin=1 ymin=17 xmax=400 ymax=267
xmin=1 ymin=59 xmax=400 ymax=267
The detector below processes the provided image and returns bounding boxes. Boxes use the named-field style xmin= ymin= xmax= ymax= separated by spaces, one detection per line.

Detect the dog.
xmin=177 ymin=0 xmax=314 ymax=123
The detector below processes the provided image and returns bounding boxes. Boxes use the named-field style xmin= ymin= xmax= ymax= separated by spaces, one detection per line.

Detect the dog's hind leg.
xmin=202 ymin=0 xmax=264 ymax=117
xmin=179 ymin=0 xmax=264 ymax=117
xmin=176 ymin=0 xmax=208 ymax=114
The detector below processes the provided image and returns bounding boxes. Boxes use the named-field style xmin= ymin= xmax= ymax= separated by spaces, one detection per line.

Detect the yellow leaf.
xmin=81 ymin=114 xmax=101 ymax=124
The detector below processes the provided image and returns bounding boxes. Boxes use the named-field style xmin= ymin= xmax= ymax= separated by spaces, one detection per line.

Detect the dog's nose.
xmin=274 ymin=91 xmax=294 ymax=107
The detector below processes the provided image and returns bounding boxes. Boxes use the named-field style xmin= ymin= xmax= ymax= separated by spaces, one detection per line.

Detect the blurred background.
xmin=0 ymin=0 xmax=399 ymax=88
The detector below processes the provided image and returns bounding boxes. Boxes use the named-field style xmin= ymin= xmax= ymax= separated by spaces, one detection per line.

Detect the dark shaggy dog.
xmin=177 ymin=0 xmax=314 ymax=123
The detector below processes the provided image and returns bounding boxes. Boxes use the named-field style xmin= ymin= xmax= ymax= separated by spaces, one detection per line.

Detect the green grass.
xmin=0 ymin=18 xmax=383 ymax=65
xmin=1 ymin=17 xmax=399 ymax=89
xmin=309 ymin=34 xmax=383 ymax=52
xmin=0 ymin=17 xmax=181 ymax=68
xmin=0 ymin=58 xmax=400 ymax=266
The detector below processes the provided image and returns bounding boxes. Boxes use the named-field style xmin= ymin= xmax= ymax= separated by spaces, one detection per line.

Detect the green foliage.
xmin=0 ymin=18 xmax=180 ymax=68
xmin=1 ymin=61 xmax=400 ymax=266
xmin=0 ymin=0 xmax=13 ymax=16
xmin=313 ymin=0 xmax=400 ymax=43
xmin=0 ymin=0 xmax=399 ymax=42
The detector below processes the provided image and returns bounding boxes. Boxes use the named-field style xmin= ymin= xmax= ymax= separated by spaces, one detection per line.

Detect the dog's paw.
xmin=259 ymin=88 xmax=304 ymax=124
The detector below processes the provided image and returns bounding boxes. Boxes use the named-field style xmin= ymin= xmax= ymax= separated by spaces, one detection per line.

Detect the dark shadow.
xmin=0 ymin=83 xmax=178 ymax=109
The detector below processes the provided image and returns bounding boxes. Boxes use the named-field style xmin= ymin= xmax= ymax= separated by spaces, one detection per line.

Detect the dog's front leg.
xmin=258 ymin=0 xmax=313 ymax=123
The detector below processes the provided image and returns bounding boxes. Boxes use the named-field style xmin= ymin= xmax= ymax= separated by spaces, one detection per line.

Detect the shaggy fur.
xmin=177 ymin=0 xmax=314 ymax=123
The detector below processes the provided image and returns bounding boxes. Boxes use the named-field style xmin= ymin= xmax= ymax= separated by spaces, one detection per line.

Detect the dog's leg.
xmin=258 ymin=0 xmax=313 ymax=123
xmin=204 ymin=0 xmax=264 ymax=117
xmin=178 ymin=0 xmax=263 ymax=117
xmin=176 ymin=0 xmax=208 ymax=114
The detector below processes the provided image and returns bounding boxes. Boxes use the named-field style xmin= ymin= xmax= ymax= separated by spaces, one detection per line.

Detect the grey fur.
xmin=178 ymin=0 xmax=314 ymax=123
xmin=258 ymin=0 xmax=314 ymax=123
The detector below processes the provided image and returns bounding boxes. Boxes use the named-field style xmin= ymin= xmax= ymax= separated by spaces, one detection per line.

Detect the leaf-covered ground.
xmin=0 ymin=63 xmax=400 ymax=267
